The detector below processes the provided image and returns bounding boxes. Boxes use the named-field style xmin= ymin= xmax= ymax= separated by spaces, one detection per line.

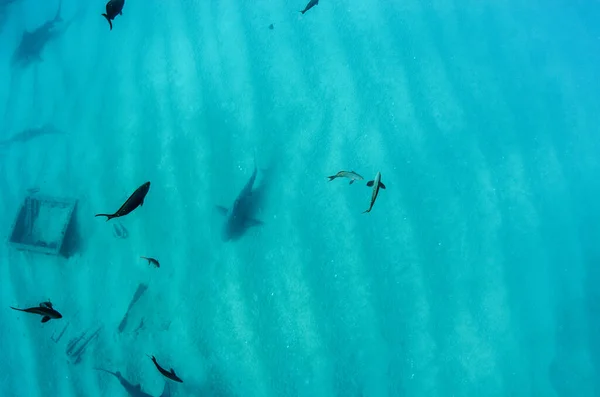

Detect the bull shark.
xmin=11 ymin=0 xmax=72 ymax=67
xmin=216 ymin=159 xmax=264 ymax=241
xmin=0 ymin=124 xmax=63 ymax=147
xmin=94 ymin=368 xmax=170 ymax=397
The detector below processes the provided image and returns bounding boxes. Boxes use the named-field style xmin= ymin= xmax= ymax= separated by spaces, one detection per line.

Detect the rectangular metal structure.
xmin=8 ymin=194 xmax=77 ymax=257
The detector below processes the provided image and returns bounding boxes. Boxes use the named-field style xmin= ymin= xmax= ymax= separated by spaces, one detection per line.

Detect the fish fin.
xmin=101 ymin=13 xmax=112 ymax=30
xmin=41 ymin=316 xmax=51 ymax=323
xmin=10 ymin=306 xmax=23 ymax=311
xmin=215 ymin=205 xmax=228 ymax=215
xmin=95 ymin=213 xmax=115 ymax=221
xmin=366 ymin=181 xmax=374 ymax=187
xmin=245 ymin=218 xmax=264 ymax=227
xmin=140 ymin=198 xmax=145 ymax=206
xmin=362 ymin=208 xmax=371 ymax=214
xmin=170 ymin=368 xmax=175 ymax=374
xmin=379 ymin=182 xmax=386 ymax=190
xmin=349 ymin=180 xmax=354 ymax=185
xmin=327 ymin=176 xmax=336 ymax=181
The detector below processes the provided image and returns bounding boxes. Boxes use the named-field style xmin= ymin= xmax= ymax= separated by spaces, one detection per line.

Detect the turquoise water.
xmin=0 ymin=0 xmax=599 ymax=396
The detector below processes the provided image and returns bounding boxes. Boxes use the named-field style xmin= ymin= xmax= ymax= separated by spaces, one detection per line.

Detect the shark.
xmin=94 ymin=368 xmax=170 ymax=397
xmin=11 ymin=0 xmax=72 ymax=67
xmin=216 ymin=159 xmax=264 ymax=241
xmin=0 ymin=124 xmax=63 ymax=147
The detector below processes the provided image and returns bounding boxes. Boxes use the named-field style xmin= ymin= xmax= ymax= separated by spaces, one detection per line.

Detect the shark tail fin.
xmin=101 ymin=14 xmax=113 ymax=30
xmin=327 ymin=175 xmax=336 ymax=181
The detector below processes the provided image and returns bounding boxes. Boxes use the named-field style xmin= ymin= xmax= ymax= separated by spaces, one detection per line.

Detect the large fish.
xmin=101 ymin=0 xmax=124 ymax=30
xmin=300 ymin=0 xmax=319 ymax=14
xmin=11 ymin=0 xmax=72 ymax=67
xmin=10 ymin=301 xmax=62 ymax=323
xmin=95 ymin=182 xmax=150 ymax=221
xmin=363 ymin=172 xmax=386 ymax=213
xmin=148 ymin=355 xmax=183 ymax=383
xmin=327 ymin=170 xmax=364 ymax=184
xmin=216 ymin=160 xmax=264 ymax=241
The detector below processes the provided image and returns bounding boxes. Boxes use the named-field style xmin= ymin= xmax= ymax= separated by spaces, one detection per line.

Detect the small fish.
xmin=96 ymin=182 xmax=150 ymax=221
xmin=300 ymin=0 xmax=318 ymax=14
xmin=327 ymin=170 xmax=364 ymax=185
xmin=140 ymin=256 xmax=159 ymax=268
xmin=363 ymin=172 xmax=386 ymax=213
xmin=10 ymin=301 xmax=62 ymax=323
xmin=102 ymin=0 xmax=124 ymax=30
xmin=268 ymin=23 xmax=274 ymax=30
xmin=148 ymin=355 xmax=183 ymax=383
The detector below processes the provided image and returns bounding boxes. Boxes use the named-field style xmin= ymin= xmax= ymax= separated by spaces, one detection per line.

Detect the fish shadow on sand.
xmin=216 ymin=161 xmax=273 ymax=242
xmin=0 ymin=123 xmax=64 ymax=148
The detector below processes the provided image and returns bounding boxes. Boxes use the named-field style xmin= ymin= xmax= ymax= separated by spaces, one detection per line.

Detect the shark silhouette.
xmin=0 ymin=124 xmax=63 ymax=147
xmin=94 ymin=368 xmax=170 ymax=397
xmin=216 ymin=159 xmax=264 ymax=241
xmin=11 ymin=0 xmax=72 ymax=67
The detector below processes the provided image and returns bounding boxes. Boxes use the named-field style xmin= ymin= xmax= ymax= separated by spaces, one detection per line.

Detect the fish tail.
xmin=95 ymin=213 xmax=115 ymax=221
xmin=10 ymin=306 xmax=24 ymax=311
xmin=362 ymin=208 xmax=371 ymax=214
xmin=327 ymin=176 xmax=336 ymax=181
xmin=101 ymin=14 xmax=112 ymax=30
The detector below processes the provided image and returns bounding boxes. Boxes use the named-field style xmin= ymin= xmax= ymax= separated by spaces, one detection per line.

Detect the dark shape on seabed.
xmin=11 ymin=0 xmax=73 ymax=68
xmin=118 ymin=283 xmax=148 ymax=333
xmin=8 ymin=194 xmax=78 ymax=257
xmin=95 ymin=181 xmax=150 ymax=221
xmin=327 ymin=170 xmax=364 ymax=184
xmin=140 ymin=256 xmax=160 ymax=268
xmin=216 ymin=158 xmax=265 ymax=241
xmin=113 ymin=221 xmax=129 ymax=239
xmin=0 ymin=124 xmax=63 ymax=147
xmin=300 ymin=0 xmax=318 ymax=14
xmin=95 ymin=368 xmax=171 ymax=397
xmin=65 ymin=326 xmax=101 ymax=365
xmin=148 ymin=355 xmax=183 ymax=383
xmin=268 ymin=23 xmax=274 ymax=30
xmin=102 ymin=0 xmax=124 ymax=30
xmin=363 ymin=171 xmax=386 ymax=213
xmin=51 ymin=322 xmax=69 ymax=343
xmin=10 ymin=301 xmax=62 ymax=323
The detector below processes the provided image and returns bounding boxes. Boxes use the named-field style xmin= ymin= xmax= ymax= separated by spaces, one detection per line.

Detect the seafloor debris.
xmin=51 ymin=322 xmax=69 ymax=343
xmin=118 ymin=283 xmax=148 ymax=333
xmin=8 ymin=194 xmax=78 ymax=257
xmin=112 ymin=222 xmax=129 ymax=239
xmin=65 ymin=326 xmax=102 ymax=365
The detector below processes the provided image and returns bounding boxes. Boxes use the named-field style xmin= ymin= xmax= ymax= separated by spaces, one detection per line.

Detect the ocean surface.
xmin=0 ymin=0 xmax=599 ymax=396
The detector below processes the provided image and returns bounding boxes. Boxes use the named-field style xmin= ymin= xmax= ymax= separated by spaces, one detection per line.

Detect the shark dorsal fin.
xmin=170 ymin=368 xmax=176 ymax=375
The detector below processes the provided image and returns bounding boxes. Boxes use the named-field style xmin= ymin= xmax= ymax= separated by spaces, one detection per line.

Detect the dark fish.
xmin=148 ymin=355 xmax=183 ymax=383
xmin=363 ymin=171 xmax=385 ymax=213
xmin=102 ymin=0 xmax=124 ymax=30
xmin=300 ymin=0 xmax=318 ymax=14
xmin=11 ymin=0 xmax=71 ymax=67
xmin=327 ymin=170 xmax=364 ymax=184
xmin=0 ymin=124 xmax=63 ymax=147
xmin=268 ymin=23 xmax=274 ymax=30
xmin=10 ymin=301 xmax=62 ymax=323
xmin=94 ymin=368 xmax=168 ymax=397
xmin=95 ymin=182 xmax=150 ymax=221
xmin=216 ymin=159 xmax=264 ymax=241
xmin=140 ymin=256 xmax=159 ymax=268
